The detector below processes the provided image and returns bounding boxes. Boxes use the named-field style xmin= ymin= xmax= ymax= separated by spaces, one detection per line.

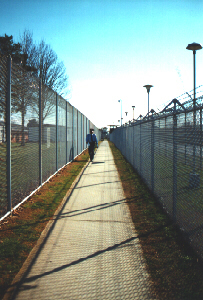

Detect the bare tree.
xmin=20 ymin=31 xmax=69 ymax=127
xmin=20 ymin=31 xmax=69 ymax=96
xmin=11 ymin=65 xmax=37 ymax=146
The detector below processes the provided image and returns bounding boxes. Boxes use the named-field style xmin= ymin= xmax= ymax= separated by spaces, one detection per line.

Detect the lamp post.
xmin=186 ymin=42 xmax=202 ymax=105
xmin=132 ymin=106 xmax=135 ymax=121
xmin=118 ymin=99 xmax=123 ymax=126
xmin=143 ymin=85 xmax=153 ymax=118
xmin=186 ymin=42 xmax=202 ymax=188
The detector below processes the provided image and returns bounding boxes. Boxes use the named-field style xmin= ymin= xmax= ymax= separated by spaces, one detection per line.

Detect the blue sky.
xmin=1 ymin=0 xmax=203 ymax=128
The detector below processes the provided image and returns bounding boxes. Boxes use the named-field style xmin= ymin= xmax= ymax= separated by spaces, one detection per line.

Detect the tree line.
xmin=0 ymin=30 xmax=69 ymax=145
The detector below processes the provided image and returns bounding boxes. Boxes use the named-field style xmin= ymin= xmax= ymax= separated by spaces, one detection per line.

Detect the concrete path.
xmin=8 ymin=141 xmax=154 ymax=300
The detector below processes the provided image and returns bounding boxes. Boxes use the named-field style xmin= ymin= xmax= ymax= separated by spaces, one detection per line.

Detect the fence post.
xmin=151 ymin=114 xmax=155 ymax=194
xmin=56 ymin=93 xmax=58 ymax=171
xmin=185 ymin=111 xmax=187 ymax=165
xmin=77 ymin=110 xmax=78 ymax=155
xmin=81 ymin=113 xmax=83 ymax=152
xmin=72 ymin=106 xmax=74 ymax=160
xmin=6 ymin=56 xmax=11 ymax=212
xmin=86 ymin=117 xmax=88 ymax=147
xmin=66 ymin=101 xmax=68 ymax=164
xmin=133 ymin=124 xmax=135 ymax=169
xmin=39 ymin=80 xmax=42 ymax=186
xmin=82 ymin=115 xmax=85 ymax=150
xmin=159 ymin=118 xmax=161 ymax=155
xmin=140 ymin=121 xmax=142 ymax=175
xmin=165 ymin=117 xmax=167 ymax=157
xmin=173 ymin=101 xmax=177 ymax=221
xmin=200 ymin=108 xmax=202 ymax=170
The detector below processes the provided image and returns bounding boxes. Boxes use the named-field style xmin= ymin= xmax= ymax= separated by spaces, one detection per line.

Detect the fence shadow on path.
xmin=0 ymin=197 xmax=142 ymax=233
xmin=10 ymin=221 xmax=170 ymax=295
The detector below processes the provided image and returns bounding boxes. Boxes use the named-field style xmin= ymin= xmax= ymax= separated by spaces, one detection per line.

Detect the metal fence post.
xmin=173 ymin=101 xmax=177 ymax=222
xmin=39 ymin=79 xmax=42 ymax=186
xmin=77 ymin=110 xmax=78 ymax=155
xmin=85 ymin=117 xmax=88 ymax=149
xmin=133 ymin=124 xmax=135 ymax=169
xmin=72 ymin=106 xmax=74 ymax=160
xmin=165 ymin=117 xmax=167 ymax=157
xmin=66 ymin=101 xmax=68 ymax=164
xmin=151 ymin=115 xmax=155 ymax=194
xmin=159 ymin=118 xmax=161 ymax=155
xmin=82 ymin=115 xmax=84 ymax=150
xmin=6 ymin=56 xmax=11 ymax=212
xmin=140 ymin=121 xmax=142 ymax=175
xmin=200 ymin=107 xmax=202 ymax=170
xmin=56 ymin=93 xmax=58 ymax=171
xmin=185 ymin=111 xmax=187 ymax=165
xmin=81 ymin=113 xmax=83 ymax=152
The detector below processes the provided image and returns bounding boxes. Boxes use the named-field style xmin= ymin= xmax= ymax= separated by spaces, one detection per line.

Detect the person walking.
xmin=86 ymin=128 xmax=98 ymax=161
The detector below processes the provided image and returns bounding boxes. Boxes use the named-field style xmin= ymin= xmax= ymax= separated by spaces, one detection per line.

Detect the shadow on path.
xmin=12 ymin=221 xmax=170 ymax=294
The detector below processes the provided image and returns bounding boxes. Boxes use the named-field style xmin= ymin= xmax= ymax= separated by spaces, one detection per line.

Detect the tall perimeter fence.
xmin=0 ymin=55 xmax=101 ymax=220
xmin=110 ymin=88 xmax=203 ymax=260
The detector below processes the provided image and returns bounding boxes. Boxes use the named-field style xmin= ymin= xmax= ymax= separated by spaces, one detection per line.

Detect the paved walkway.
xmin=7 ymin=141 xmax=154 ymax=300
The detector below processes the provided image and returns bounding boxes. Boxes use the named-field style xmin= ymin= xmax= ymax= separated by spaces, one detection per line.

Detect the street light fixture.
xmin=118 ymin=99 xmax=123 ymax=126
xmin=143 ymin=85 xmax=153 ymax=118
xmin=186 ymin=42 xmax=202 ymax=188
xmin=132 ymin=106 xmax=135 ymax=121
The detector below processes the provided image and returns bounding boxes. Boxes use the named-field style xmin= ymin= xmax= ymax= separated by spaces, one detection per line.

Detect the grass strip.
xmin=109 ymin=141 xmax=203 ymax=300
xmin=0 ymin=149 xmax=89 ymax=300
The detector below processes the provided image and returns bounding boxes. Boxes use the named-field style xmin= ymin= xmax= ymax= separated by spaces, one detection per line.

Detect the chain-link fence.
xmin=0 ymin=55 xmax=100 ymax=219
xmin=110 ymin=93 xmax=203 ymax=260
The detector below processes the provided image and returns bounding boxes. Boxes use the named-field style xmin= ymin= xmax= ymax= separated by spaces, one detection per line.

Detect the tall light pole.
xmin=118 ymin=99 xmax=122 ymax=126
xmin=132 ymin=106 xmax=135 ymax=121
xmin=186 ymin=42 xmax=202 ymax=187
xmin=186 ymin=42 xmax=202 ymax=105
xmin=143 ymin=85 xmax=153 ymax=118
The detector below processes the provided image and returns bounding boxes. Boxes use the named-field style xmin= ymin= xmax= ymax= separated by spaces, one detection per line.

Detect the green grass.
xmin=0 ymin=141 xmax=74 ymax=216
xmin=109 ymin=141 xmax=203 ymax=300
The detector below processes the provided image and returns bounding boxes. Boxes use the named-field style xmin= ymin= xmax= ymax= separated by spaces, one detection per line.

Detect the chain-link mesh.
xmin=67 ymin=101 xmax=73 ymax=162
xmin=11 ymin=61 xmax=40 ymax=210
xmin=72 ymin=107 xmax=77 ymax=157
xmin=77 ymin=111 xmax=82 ymax=154
xmin=0 ymin=55 xmax=7 ymax=216
xmin=41 ymin=86 xmax=56 ymax=181
xmin=0 ymin=55 xmax=101 ymax=220
xmin=110 ymin=98 xmax=203 ymax=260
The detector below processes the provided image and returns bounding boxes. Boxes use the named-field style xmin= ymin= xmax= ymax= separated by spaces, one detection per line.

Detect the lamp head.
xmin=143 ymin=85 xmax=153 ymax=93
xmin=186 ymin=42 xmax=202 ymax=51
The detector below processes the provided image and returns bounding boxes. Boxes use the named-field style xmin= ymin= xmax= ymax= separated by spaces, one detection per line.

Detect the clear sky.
xmin=1 ymin=0 xmax=203 ymax=128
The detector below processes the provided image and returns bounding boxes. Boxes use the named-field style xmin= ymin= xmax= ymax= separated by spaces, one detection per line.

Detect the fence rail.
xmin=110 ymin=95 xmax=203 ymax=260
xmin=0 ymin=55 xmax=100 ymax=220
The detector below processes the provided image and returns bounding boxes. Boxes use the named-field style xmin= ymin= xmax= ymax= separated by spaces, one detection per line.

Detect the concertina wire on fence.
xmin=0 ymin=55 xmax=101 ymax=220
xmin=110 ymin=90 xmax=203 ymax=261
